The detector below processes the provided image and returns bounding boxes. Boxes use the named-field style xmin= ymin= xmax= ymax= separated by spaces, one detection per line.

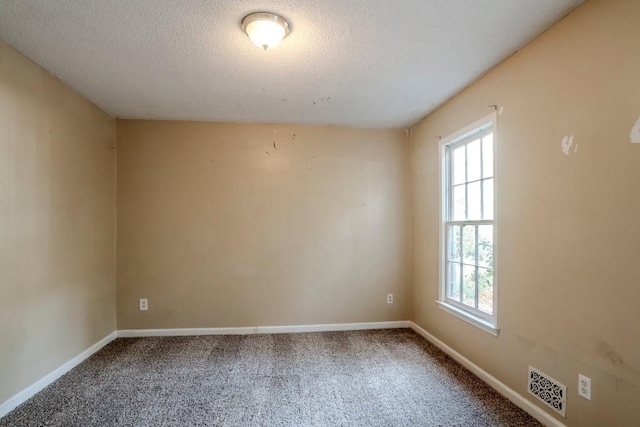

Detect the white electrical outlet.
xmin=387 ymin=294 xmax=393 ymax=304
xmin=139 ymin=298 xmax=148 ymax=311
xmin=578 ymin=374 xmax=591 ymax=400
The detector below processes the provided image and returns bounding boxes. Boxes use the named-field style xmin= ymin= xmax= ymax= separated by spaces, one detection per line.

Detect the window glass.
xmin=466 ymin=139 xmax=482 ymax=182
xmin=442 ymin=119 xmax=496 ymax=327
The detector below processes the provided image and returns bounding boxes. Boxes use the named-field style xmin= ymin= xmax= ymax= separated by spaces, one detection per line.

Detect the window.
xmin=439 ymin=113 xmax=498 ymax=335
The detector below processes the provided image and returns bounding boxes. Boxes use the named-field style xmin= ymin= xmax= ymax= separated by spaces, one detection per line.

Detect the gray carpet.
xmin=1 ymin=329 xmax=541 ymax=426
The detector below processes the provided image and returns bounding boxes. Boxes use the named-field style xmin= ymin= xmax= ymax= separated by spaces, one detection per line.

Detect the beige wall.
xmin=6 ymin=0 xmax=638 ymax=423
xmin=410 ymin=0 xmax=640 ymax=425
xmin=116 ymin=120 xmax=411 ymax=329
xmin=0 ymin=42 xmax=116 ymax=405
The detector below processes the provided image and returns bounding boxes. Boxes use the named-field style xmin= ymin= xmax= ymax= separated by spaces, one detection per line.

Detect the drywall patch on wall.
xmin=561 ymin=134 xmax=577 ymax=155
xmin=630 ymin=116 xmax=640 ymax=143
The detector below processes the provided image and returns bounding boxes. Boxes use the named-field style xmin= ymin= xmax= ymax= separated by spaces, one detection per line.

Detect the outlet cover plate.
xmin=578 ymin=374 xmax=591 ymax=400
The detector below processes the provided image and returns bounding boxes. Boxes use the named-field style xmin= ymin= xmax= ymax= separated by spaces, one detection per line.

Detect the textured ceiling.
xmin=0 ymin=0 xmax=584 ymax=128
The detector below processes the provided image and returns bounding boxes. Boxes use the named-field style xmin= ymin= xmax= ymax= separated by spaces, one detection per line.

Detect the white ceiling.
xmin=0 ymin=0 xmax=584 ymax=128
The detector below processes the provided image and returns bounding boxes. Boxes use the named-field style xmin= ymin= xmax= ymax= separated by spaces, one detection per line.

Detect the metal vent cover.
xmin=528 ymin=366 xmax=567 ymax=417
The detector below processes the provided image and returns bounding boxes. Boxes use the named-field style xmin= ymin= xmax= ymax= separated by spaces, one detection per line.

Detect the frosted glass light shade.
xmin=242 ymin=12 xmax=290 ymax=50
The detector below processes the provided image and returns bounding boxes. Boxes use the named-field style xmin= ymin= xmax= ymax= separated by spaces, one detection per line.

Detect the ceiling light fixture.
xmin=241 ymin=12 xmax=290 ymax=50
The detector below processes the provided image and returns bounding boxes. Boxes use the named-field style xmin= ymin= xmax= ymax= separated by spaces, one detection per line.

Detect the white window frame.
xmin=437 ymin=112 xmax=499 ymax=336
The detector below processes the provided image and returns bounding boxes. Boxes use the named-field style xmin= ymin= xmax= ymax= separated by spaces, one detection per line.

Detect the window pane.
xmin=452 ymin=184 xmax=466 ymax=220
xmin=483 ymin=179 xmax=494 ymax=220
xmin=478 ymin=225 xmax=493 ymax=268
xmin=462 ymin=265 xmax=476 ymax=307
xmin=482 ymin=133 xmax=494 ymax=178
xmin=443 ymin=120 xmax=496 ymax=323
xmin=478 ymin=267 xmax=493 ymax=314
xmin=467 ymin=139 xmax=481 ymax=182
xmin=462 ymin=225 xmax=476 ymax=264
xmin=448 ymin=261 xmax=461 ymax=301
xmin=449 ymin=225 xmax=461 ymax=261
xmin=452 ymin=145 xmax=466 ymax=185
xmin=467 ymin=181 xmax=481 ymax=220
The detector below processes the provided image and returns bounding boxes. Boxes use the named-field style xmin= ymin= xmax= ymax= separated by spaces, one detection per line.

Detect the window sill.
xmin=436 ymin=301 xmax=500 ymax=337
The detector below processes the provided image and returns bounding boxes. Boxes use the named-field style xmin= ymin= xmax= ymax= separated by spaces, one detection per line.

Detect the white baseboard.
xmin=0 ymin=331 xmax=118 ymax=419
xmin=118 ymin=320 xmax=410 ymax=337
xmin=408 ymin=321 xmax=565 ymax=427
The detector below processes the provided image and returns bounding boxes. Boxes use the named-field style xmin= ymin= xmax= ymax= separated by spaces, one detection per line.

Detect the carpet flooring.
xmin=1 ymin=329 xmax=541 ymax=426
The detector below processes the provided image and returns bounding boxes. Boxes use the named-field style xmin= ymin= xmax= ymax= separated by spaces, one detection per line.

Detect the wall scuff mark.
xmin=597 ymin=341 xmax=624 ymax=366
xmin=630 ymin=116 xmax=640 ymax=143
